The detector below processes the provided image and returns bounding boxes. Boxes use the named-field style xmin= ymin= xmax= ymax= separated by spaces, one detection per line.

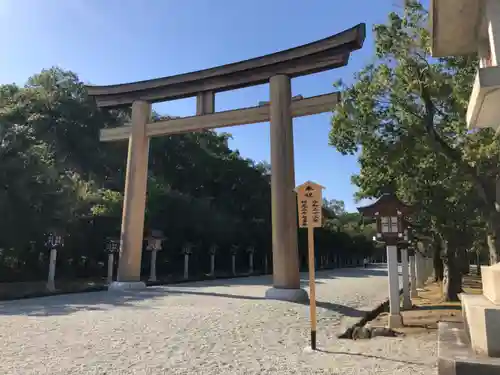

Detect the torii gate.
xmin=86 ymin=23 xmax=366 ymax=301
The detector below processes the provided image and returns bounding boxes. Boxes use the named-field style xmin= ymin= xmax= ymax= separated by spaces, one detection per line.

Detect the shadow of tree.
xmin=0 ymin=266 xmax=389 ymax=317
xmin=163 ymin=288 xmax=366 ymax=317
xmin=167 ymin=275 xmax=327 ymax=288
xmin=0 ymin=288 xmax=169 ymax=317
xmin=0 ymin=283 xmax=367 ymax=318
xmin=315 ymin=268 xmax=389 ymax=279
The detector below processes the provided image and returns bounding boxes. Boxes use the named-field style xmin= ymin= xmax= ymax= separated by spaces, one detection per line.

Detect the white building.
xmin=431 ymin=0 xmax=500 ymax=132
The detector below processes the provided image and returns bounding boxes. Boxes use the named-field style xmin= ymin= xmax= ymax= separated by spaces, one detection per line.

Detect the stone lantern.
xmin=208 ymin=244 xmax=218 ymax=277
xmin=246 ymin=246 xmax=255 ymax=274
xmin=105 ymin=237 xmax=120 ymax=284
xmin=45 ymin=231 xmax=64 ymax=292
xmin=358 ymin=192 xmax=412 ymax=328
xmin=398 ymin=224 xmax=413 ymax=310
xmin=146 ymin=230 xmax=164 ymax=282
xmin=230 ymin=245 xmax=239 ymax=276
xmin=182 ymin=243 xmax=194 ymax=280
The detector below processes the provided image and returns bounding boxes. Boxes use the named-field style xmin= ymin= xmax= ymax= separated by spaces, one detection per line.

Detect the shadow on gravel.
xmin=314 ymin=301 xmax=366 ymax=317
xmin=316 ymin=349 xmax=431 ymax=366
xmin=0 ymin=267 xmax=387 ymax=317
xmin=0 ymin=284 xmax=367 ymax=318
xmin=0 ymin=288 xmax=169 ymax=317
xmin=164 ymin=289 xmax=366 ymax=317
xmin=169 ymin=276 xmax=326 ymax=288
xmin=314 ymin=268 xmax=389 ymax=279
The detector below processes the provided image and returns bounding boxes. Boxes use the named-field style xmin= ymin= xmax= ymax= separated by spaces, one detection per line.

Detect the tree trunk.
xmin=441 ymin=237 xmax=462 ymax=302
xmin=486 ymin=228 xmax=500 ymax=265
xmin=433 ymin=243 xmax=444 ymax=282
xmin=458 ymin=247 xmax=470 ymax=275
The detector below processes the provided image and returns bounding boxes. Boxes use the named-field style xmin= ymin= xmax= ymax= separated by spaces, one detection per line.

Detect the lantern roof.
xmin=147 ymin=229 xmax=165 ymax=239
xmin=357 ymin=193 xmax=412 ymax=218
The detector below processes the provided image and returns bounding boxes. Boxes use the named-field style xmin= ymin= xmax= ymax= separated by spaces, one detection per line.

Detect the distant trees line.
xmin=0 ymin=68 xmax=378 ymax=284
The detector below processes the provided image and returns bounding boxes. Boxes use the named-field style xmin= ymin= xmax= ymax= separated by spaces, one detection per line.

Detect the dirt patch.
xmin=368 ymin=272 xmax=482 ymax=336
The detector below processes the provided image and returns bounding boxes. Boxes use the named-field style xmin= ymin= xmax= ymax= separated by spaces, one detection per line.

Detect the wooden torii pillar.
xmin=87 ymin=23 xmax=366 ymax=300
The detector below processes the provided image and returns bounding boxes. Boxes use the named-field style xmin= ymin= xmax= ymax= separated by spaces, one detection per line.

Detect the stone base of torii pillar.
xmin=265 ymin=288 xmax=309 ymax=302
xmin=108 ymin=281 xmax=147 ymax=292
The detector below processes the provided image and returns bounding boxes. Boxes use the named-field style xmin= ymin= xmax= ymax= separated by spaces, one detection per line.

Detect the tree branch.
xmin=420 ymin=84 xmax=494 ymax=210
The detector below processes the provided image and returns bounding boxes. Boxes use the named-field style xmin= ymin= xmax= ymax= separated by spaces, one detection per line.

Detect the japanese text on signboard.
xmin=296 ymin=182 xmax=323 ymax=228
xmin=300 ymin=199 xmax=308 ymax=228
xmin=311 ymin=199 xmax=321 ymax=226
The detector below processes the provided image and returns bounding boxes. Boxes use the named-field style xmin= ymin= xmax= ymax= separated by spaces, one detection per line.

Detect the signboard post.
xmin=295 ymin=181 xmax=324 ymax=351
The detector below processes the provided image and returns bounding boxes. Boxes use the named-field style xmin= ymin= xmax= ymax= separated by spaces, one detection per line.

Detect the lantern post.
xmin=399 ymin=226 xmax=413 ymax=310
xmin=358 ymin=193 xmax=412 ymax=328
xmin=45 ymin=231 xmax=64 ymax=292
xmin=146 ymin=230 xmax=165 ymax=282
xmin=182 ymin=243 xmax=193 ymax=280
xmin=208 ymin=244 xmax=218 ymax=277
xmin=105 ymin=238 xmax=120 ymax=284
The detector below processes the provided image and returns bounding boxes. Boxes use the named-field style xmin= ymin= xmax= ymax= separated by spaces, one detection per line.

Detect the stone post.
xmin=107 ymin=252 xmax=114 ymax=284
xmin=184 ymin=254 xmax=189 ymax=280
xmin=423 ymin=257 xmax=429 ymax=281
xmin=387 ymin=245 xmax=402 ymax=328
xmin=247 ymin=246 xmax=255 ymax=274
xmin=416 ymin=251 xmax=426 ymax=289
xmin=210 ymin=254 xmax=215 ymax=275
xmin=112 ymin=101 xmax=151 ymax=291
xmin=183 ymin=243 xmax=192 ymax=280
xmin=149 ymin=249 xmax=158 ymax=282
xmin=427 ymin=257 xmax=434 ymax=281
xmin=265 ymin=74 xmax=307 ymax=302
xmin=401 ymin=248 xmax=412 ymax=310
xmin=47 ymin=248 xmax=57 ymax=292
xmin=231 ymin=245 xmax=238 ymax=276
xmin=209 ymin=245 xmax=217 ymax=276
xmin=409 ymin=252 xmax=418 ymax=298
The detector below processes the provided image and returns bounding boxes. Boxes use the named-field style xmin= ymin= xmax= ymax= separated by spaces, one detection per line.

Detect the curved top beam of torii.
xmin=86 ymin=23 xmax=366 ymax=108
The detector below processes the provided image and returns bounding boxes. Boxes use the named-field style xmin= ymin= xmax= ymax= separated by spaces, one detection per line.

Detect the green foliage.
xmin=0 ymin=67 xmax=375 ymax=282
xmin=329 ymin=0 xmax=498 ymax=299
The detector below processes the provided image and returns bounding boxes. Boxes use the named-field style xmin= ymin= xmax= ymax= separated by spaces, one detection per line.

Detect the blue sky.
xmin=0 ymin=0 xmax=410 ymax=212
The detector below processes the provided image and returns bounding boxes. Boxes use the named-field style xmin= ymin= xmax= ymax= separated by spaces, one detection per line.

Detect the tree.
xmin=0 ymin=66 xmax=378 ymax=283
xmin=328 ymin=1 xmax=494 ymax=300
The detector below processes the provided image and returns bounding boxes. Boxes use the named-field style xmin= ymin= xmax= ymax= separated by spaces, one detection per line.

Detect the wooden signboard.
xmin=295 ymin=180 xmax=325 ymax=351
xmin=296 ymin=182 xmax=323 ymax=228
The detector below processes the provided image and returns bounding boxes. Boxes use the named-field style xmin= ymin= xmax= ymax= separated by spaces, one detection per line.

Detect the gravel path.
xmin=0 ymin=266 xmax=437 ymax=374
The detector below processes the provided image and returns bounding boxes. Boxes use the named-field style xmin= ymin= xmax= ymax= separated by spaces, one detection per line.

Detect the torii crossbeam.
xmin=100 ymin=93 xmax=340 ymax=141
xmin=87 ymin=23 xmax=366 ymax=300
